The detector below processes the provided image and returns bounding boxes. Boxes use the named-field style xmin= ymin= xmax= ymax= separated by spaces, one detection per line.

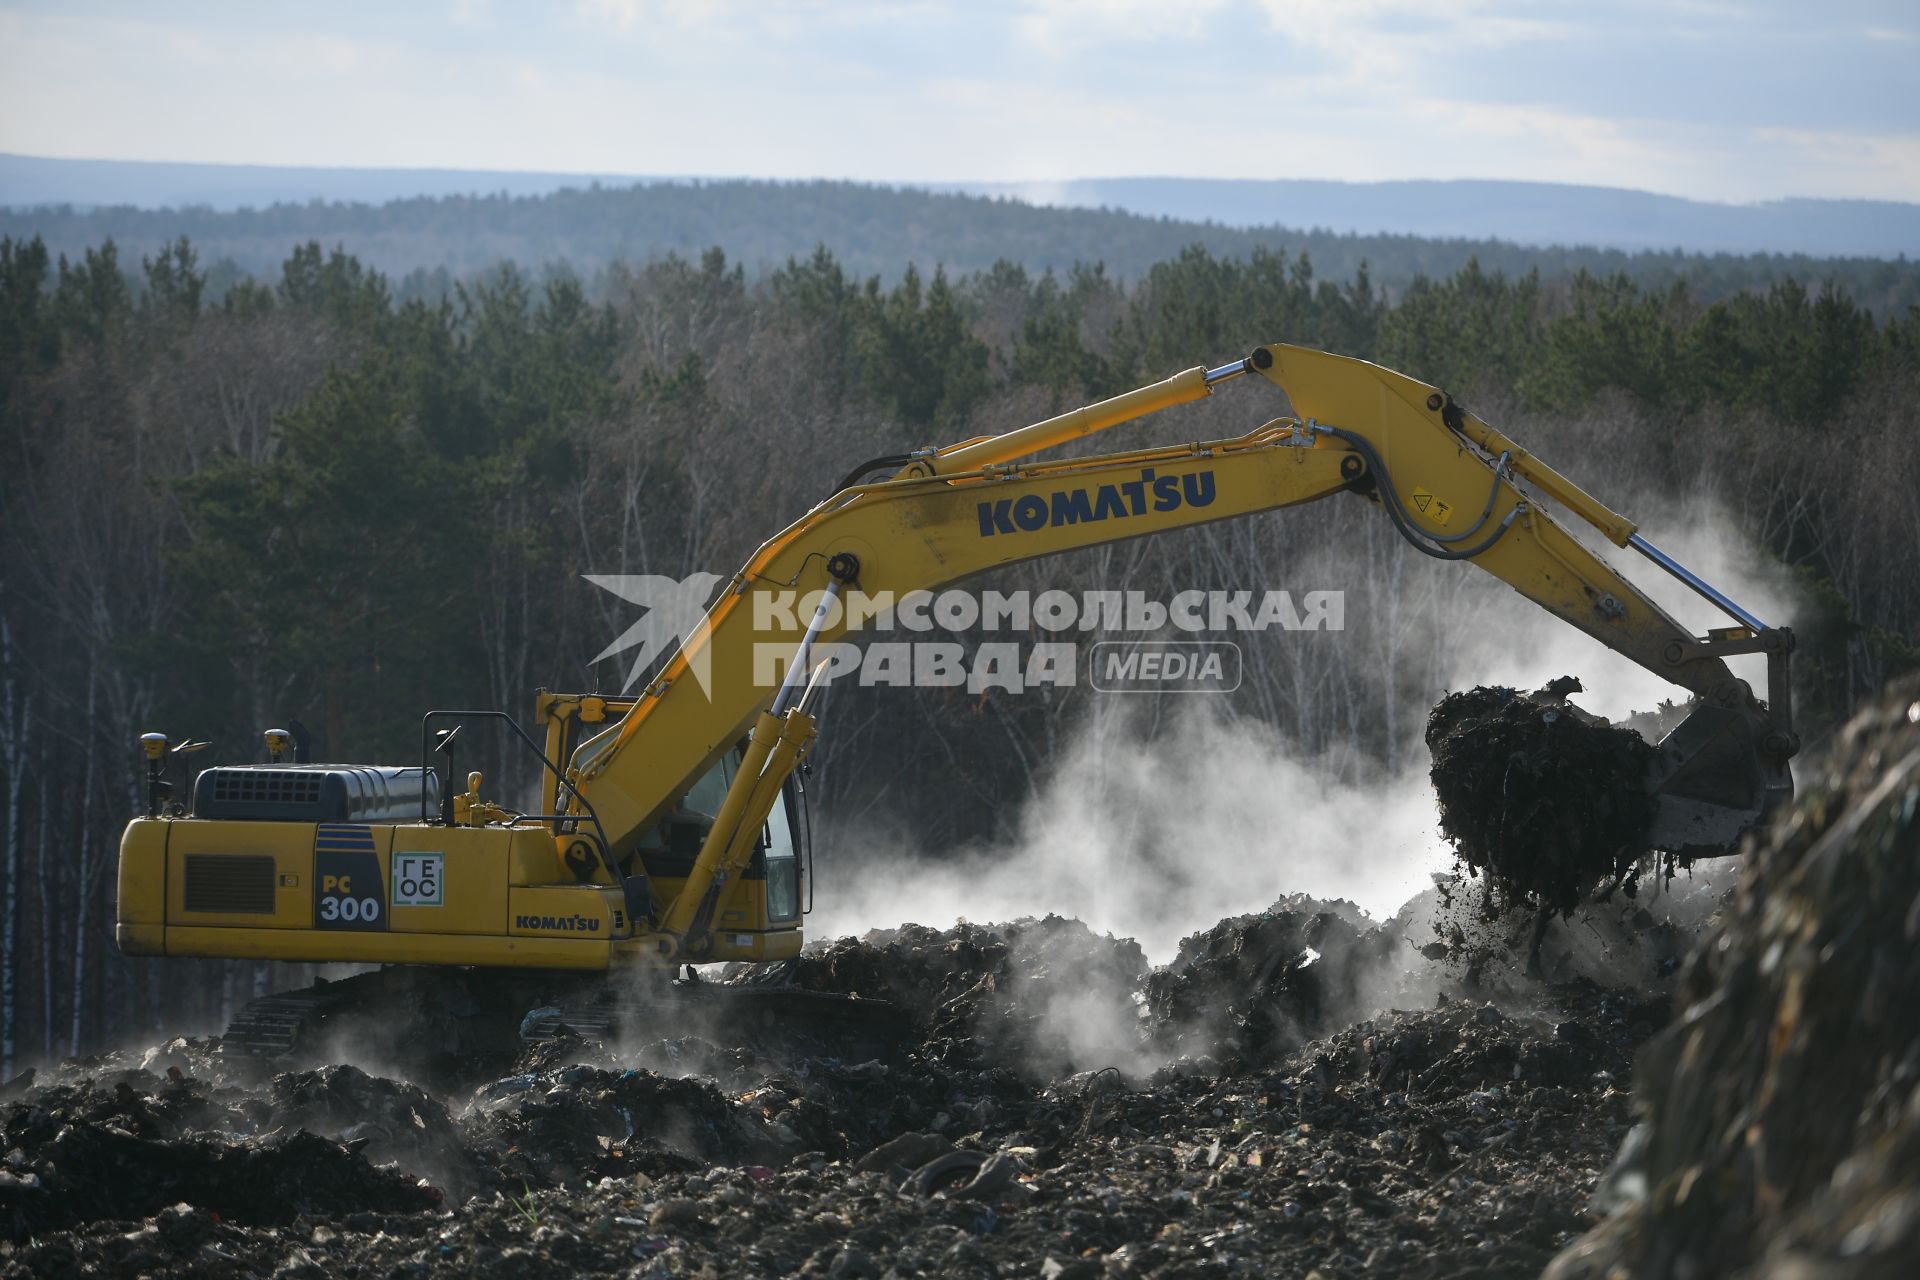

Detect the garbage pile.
xmin=760 ymin=914 xmax=1149 ymax=1080
xmin=1142 ymin=894 xmax=1397 ymax=1069
xmin=0 ymin=982 xmax=1664 ymax=1278
xmin=0 ymin=1070 xmax=442 ymax=1239
xmin=1546 ymin=675 xmax=1920 ymax=1279
xmin=0 ymin=893 xmax=1696 ymax=1280
xmin=1427 ymin=683 xmax=1657 ymax=915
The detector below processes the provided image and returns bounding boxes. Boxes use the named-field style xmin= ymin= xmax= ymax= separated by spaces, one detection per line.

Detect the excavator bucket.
xmin=1642 ymin=701 xmax=1793 ymax=858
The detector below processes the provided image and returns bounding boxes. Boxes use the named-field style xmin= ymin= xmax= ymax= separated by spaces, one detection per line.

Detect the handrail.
xmin=417 ymin=709 xmax=616 ymax=878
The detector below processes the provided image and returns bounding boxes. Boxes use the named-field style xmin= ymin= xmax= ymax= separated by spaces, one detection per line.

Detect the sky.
xmin=0 ymin=0 xmax=1916 ymax=205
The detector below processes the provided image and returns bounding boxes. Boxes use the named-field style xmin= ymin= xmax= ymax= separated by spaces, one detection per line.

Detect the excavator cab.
xmin=536 ymin=689 xmax=810 ymax=941
xmin=628 ymin=747 xmax=806 ymax=927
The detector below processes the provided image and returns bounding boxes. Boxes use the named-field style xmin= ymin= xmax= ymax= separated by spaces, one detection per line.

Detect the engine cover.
xmin=191 ymin=764 xmax=441 ymax=823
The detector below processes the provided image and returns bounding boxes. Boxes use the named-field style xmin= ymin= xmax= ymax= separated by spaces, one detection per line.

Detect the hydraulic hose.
xmin=1407 ymin=449 xmax=1512 ymax=544
xmin=1326 ymin=426 xmax=1524 ymax=562
xmin=831 ymin=453 xmax=914 ymax=496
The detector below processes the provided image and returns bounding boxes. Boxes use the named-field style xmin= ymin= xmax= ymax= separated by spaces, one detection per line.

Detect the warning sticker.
xmin=1409 ymin=487 xmax=1454 ymax=525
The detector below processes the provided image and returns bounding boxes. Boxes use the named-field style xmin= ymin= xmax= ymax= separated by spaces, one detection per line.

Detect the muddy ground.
xmin=0 ymin=884 xmax=1716 ymax=1280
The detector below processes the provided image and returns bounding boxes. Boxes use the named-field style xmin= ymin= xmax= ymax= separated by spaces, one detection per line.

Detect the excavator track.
xmin=219 ymin=967 xmax=583 ymax=1076
xmin=221 ymin=975 xmax=380 ymax=1058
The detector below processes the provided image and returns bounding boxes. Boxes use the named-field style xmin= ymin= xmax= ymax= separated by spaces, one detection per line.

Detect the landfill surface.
xmin=1 ymin=889 xmax=1714 ymax=1280
xmin=4 ymin=684 xmax=1912 ymax=1279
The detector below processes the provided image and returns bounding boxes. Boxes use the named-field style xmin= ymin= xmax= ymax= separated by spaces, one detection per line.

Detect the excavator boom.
xmin=567 ymin=343 xmax=1793 ymax=866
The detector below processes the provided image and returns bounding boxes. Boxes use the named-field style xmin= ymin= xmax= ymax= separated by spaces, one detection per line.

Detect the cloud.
xmin=1394 ymin=96 xmax=1715 ymax=192
xmin=0 ymin=1 xmax=1914 ymax=202
xmin=1252 ymin=0 xmax=1584 ymax=85
xmin=1751 ymin=126 xmax=1920 ymax=200
xmin=576 ymin=0 xmax=734 ymax=29
xmin=1011 ymin=0 xmax=1234 ymax=53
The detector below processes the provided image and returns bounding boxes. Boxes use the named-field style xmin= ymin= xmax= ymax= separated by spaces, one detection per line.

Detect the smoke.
xmin=1034 ymin=969 xmax=1161 ymax=1079
xmin=812 ymin=495 xmax=1801 ymax=968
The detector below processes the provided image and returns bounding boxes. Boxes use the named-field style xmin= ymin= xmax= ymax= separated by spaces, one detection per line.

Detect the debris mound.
xmin=1144 ymin=894 xmax=1397 ymax=1069
xmin=0 ymin=1077 xmax=438 ymax=1239
xmin=763 ymin=914 xmax=1147 ymax=1078
xmin=465 ymin=1064 xmax=770 ymax=1188
xmin=1548 ymin=675 xmax=1920 ymax=1279
xmin=269 ymin=1063 xmax=475 ymax=1188
xmin=1427 ymin=683 xmax=1656 ymax=915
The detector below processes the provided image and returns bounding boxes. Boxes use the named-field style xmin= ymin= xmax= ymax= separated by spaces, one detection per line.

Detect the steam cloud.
xmin=816 ymin=709 xmax=1439 ymax=963
xmin=813 ymin=497 xmax=1800 ymax=965
xmin=1460 ymin=496 xmax=1799 ymax=723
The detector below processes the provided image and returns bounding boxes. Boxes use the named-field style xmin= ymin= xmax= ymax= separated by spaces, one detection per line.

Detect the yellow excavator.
xmin=116 ymin=343 xmax=1796 ymax=1061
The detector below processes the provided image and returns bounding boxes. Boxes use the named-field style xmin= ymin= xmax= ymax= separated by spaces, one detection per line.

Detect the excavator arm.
xmin=568 ymin=343 xmax=1795 ymax=917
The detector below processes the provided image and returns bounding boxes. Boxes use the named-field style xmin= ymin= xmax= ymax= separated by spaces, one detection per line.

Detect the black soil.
xmin=1427 ymin=685 xmax=1657 ymax=916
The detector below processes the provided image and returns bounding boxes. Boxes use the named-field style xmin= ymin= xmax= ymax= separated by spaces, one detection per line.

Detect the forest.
xmin=2 ymin=228 xmax=1917 ymax=1075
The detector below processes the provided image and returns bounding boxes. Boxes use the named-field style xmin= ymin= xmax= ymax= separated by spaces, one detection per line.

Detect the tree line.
xmin=8 ymin=179 xmax=1920 ymax=317
xmin=2 ymin=231 xmax=1915 ymax=1071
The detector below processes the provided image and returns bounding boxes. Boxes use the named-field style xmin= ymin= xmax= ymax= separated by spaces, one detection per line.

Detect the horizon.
xmin=9 ymin=151 xmax=1920 ymax=213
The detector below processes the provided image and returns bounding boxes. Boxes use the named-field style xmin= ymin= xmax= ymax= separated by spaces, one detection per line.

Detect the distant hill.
xmin=947 ymin=178 xmax=1920 ymax=260
xmin=3 ymin=156 xmax=1917 ymax=315
xmin=6 ymin=153 xmax=1918 ymax=260
xmin=0 ymin=152 xmax=642 ymax=211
